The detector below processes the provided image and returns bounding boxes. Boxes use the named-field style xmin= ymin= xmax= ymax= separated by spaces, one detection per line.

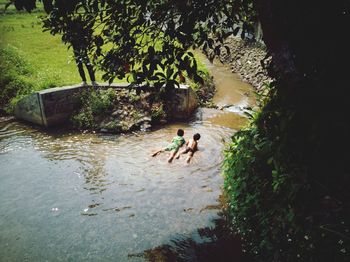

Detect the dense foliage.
xmin=12 ymin=0 xmax=350 ymax=261
xmin=224 ymin=83 xmax=350 ymax=261
xmin=222 ymin=1 xmax=350 ymax=260
xmin=71 ymin=87 xmax=117 ymax=129
xmin=0 ymin=46 xmax=35 ymax=112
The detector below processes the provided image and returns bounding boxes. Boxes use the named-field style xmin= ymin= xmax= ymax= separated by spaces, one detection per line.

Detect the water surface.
xmin=0 ymin=55 xmax=254 ymax=261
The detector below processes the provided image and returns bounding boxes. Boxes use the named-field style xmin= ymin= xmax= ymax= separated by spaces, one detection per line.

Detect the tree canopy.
xmin=14 ymin=0 xmax=258 ymax=92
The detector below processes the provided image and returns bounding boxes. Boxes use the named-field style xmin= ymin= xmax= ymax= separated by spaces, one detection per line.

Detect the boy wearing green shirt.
xmin=151 ymin=129 xmax=185 ymax=162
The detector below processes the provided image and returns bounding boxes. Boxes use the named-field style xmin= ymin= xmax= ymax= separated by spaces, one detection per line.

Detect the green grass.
xmin=0 ymin=7 xmax=208 ymax=84
xmin=0 ymin=10 xmax=104 ymax=86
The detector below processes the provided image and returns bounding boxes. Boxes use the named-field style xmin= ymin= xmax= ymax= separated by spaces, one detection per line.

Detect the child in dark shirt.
xmin=151 ymin=129 xmax=185 ymax=162
xmin=175 ymin=133 xmax=200 ymax=163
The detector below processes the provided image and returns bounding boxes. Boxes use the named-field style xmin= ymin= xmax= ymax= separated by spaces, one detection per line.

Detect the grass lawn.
xmin=0 ymin=3 xmax=102 ymax=86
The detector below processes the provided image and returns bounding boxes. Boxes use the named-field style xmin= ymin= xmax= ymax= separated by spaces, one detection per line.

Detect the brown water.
xmin=196 ymin=52 xmax=255 ymax=130
xmin=0 ymin=56 xmax=254 ymax=261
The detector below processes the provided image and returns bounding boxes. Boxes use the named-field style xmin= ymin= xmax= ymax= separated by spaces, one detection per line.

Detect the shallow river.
xmin=0 ymin=55 xmax=254 ymax=261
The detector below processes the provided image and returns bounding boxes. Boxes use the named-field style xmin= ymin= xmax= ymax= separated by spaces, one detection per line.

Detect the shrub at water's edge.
xmin=70 ymin=80 xmax=214 ymax=134
xmin=71 ymin=88 xmax=157 ymax=133
xmin=0 ymin=46 xmax=60 ymax=113
xmin=0 ymin=46 xmax=34 ymax=113
xmin=191 ymin=73 xmax=216 ymax=108
xmin=223 ymin=84 xmax=350 ymax=261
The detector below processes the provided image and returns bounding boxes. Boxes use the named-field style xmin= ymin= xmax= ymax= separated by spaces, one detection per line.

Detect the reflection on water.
xmin=0 ymin=55 xmax=254 ymax=261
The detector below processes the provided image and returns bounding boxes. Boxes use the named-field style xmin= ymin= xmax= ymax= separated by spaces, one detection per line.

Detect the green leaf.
xmin=166 ymin=67 xmax=174 ymax=79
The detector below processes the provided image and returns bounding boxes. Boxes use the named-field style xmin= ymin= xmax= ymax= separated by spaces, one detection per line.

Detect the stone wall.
xmin=209 ymin=36 xmax=274 ymax=90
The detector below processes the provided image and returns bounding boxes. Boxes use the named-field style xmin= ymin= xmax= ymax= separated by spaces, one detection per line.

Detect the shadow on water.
xmin=131 ymin=209 xmax=253 ymax=262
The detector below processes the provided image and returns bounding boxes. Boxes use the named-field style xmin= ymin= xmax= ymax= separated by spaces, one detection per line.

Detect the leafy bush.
xmin=223 ymin=86 xmax=350 ymax=261
xmin=71 ymin=88 xmax=116 ymax=129
xmin=129 ymin=92 xmax=141 ymax=103
xmin=191 ymin=72 xmax=216 ymax=108
xmin=90 ymin=88 xmax=116 ymax=114
xmin=150 ymin=103 xmax=166 ymax=123
xmin=71 ymin=106 xmax=95 ymax=129
xmin=0 ymin=46 xmax=35 ymax=112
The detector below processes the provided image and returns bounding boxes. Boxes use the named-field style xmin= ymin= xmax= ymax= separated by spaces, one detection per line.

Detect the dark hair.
xmin=177 ymin=129 xmax=184 ymax=136
xmin=193 ymin=133 xmax=201 ymax=140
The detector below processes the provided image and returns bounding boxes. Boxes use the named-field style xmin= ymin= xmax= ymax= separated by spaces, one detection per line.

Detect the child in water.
xmin=175 ymin=133 xmax=201 ymax=163
xmin=151 ymin=129 xmax=185 ymax=162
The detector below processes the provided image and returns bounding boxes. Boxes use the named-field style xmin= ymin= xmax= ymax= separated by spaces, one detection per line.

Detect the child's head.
xmin=177 ymin=129 xmax=184 ymax=137
xmin=193 ymin=133 xmax=201 ymax=141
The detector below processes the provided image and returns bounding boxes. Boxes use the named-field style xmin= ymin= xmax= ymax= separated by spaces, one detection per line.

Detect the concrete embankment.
xmin=14 ymin=83 xmax=198 ymax=129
